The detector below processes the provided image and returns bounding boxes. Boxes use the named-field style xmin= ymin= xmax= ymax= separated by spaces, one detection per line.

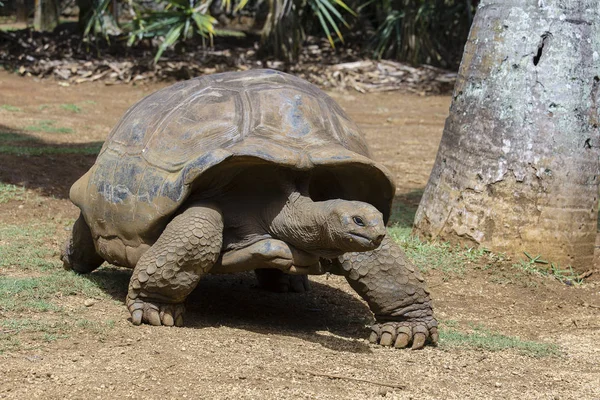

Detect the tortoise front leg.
xmin=127 ymin=204 xmax=223 ymax=327
xmin=336 ymin=235 xmax=438 ymax=349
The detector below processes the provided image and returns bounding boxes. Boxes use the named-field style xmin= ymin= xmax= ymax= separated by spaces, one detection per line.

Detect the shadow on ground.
xmin=86 ymin=266 xmax=375 ymax=353
xmin=391 ymin=190 xmax=424 ymax=229
xmin=0 ymin=125 xmax=102 ymax=198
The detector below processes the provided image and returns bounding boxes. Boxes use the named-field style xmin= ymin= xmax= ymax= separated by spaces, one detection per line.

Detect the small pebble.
xmin=84 ymin=299 xmax=95 ymax=307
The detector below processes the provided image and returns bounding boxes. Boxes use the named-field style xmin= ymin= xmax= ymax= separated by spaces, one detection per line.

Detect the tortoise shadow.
xmin=78 ymin=189 xmax=429 ymax=353
xmin=0 ymin=126 xmax=102 ymax=199
xmin=86 ymin=266 xmax=374 ymax=354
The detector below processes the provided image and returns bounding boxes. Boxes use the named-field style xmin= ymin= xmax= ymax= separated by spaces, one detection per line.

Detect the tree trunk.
xmin=16 ymin=0 xmax=28 ymax=23
xmin=33 ymin=0 xmax=60 ymax=31
xmin=414 ymin=0 xmax=600 ymax=271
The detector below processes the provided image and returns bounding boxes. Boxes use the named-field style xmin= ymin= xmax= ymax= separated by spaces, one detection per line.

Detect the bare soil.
xmin=0 ymin=71 xmax=599 ymax=399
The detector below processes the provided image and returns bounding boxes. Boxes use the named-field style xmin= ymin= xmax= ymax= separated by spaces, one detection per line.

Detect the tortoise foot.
xmin=126 ymin=298 xmax=185 ymax=327
xmin=255 ymin=269 xmax=311 ymax=293
xmin=369 ymin=319 xmax=438 ymax=350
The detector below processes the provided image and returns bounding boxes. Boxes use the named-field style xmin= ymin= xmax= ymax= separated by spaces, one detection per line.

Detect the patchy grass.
xmin=0 ymin=318 xmax=114 ymax=353
xmin=0 ymin=104 xmax=22 ymax=112
xmin=60 ymin=104 xmax=82 ymax=113
xmin=387 ymin=199 xmax=488 ymax=275
xmin=0 ymin=183 xmax=25 ymax=203
xmin=0 ymin=144 xmax=102 ymax=156
xmin=0 ymin=273 xmax=107 ymax=313
xmin=0 ymin=223 xmax=60 ymax=271
xmin=440 ymin=325 xmax=560 ymax=357
xmin=24 ymin=120 xmax=74 ymax=134
xmin=0 ymin=132 xmax=36 ymax=142
xmin=389 ymin=225 xmax=487 ymax=275
xmin=0 ymin=220 xmax=118 ymax=354
xmin=511 ymin=255 xmax=583 ymax=285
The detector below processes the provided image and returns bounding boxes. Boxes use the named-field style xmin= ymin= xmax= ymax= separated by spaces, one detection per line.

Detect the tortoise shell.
xmin=70 ymin=69 xmax=395 ymax=266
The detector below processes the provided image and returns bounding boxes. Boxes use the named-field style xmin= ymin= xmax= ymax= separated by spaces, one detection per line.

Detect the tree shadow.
xmin=0 ymin=125 xmax=102 ymax=198
xmin=86 ymin=266 xmax=374 ymax=354
xmin=391 ymin=189 xmax=425 ymax=229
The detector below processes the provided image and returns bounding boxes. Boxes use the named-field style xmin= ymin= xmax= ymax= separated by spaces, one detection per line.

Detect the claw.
xmin=175 ymin=314 xmax=184 ymax=327
xmin=411 ymin=333 xmax=426 ymax=350
xmin=147 ymin=308 xmax=161 ymax=326
xmin=380 ymin=324 xmax=397 ymax=346
xmin=380 ymin=332 xmax=394 ymax=346
xmin=370 ymin=319 xmax=437 ymax=349
xmin=131 ymin=309 xmax=143 ymax=325
xmin=394 ymin=333 xmax=410 ymax=348
xmin=430 ymin=328 xmax=439 ymax=345
xmin=369 ymin=331 xmax=379 ymax=343
xmin=161 ymin=310 xmax=174 ymax=326
xmin=127 ymin=298 xmax=185 ymax=327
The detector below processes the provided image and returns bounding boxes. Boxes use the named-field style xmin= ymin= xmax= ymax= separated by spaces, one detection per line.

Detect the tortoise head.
xmin=269 ymin=193 xmax=387 ymax=258
xmin=323 ymin=199 xmax=386 ymax=253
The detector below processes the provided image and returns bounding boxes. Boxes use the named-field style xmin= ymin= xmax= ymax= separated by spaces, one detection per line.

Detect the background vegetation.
xmin=2 ymin=0 xmax=479 ymax=69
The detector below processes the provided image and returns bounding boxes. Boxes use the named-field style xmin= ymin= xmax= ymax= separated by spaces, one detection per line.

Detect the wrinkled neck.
xmin=267 ymin=191 xmax=334 ymax=253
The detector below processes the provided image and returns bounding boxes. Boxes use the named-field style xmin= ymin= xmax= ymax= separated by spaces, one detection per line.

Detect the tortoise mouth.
xmin=347 ymin=232 xmax=382 ymax=249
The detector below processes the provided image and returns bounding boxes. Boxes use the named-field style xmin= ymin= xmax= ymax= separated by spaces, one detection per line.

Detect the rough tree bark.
xmin=414 ymin=0 xmax=600 ymax=271
xmin=33 ymin=0 xmax=59 ymax=31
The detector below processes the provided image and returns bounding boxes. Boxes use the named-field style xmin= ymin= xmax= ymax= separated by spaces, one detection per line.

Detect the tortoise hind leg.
xmin=255 ymin=269 xmax=310 ymax=293
xmin=127 ymin=204 xmax=223 ymax=327
xmin=61 ymin=213 xmax=105 ymax=274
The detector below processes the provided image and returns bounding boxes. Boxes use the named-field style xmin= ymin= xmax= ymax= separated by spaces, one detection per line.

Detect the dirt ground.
xmin=0 ymin=71 xmax=599 ymax=399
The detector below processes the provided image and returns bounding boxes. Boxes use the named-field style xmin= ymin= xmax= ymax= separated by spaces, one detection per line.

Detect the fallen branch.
xmin=304 ymin=371 xmax=406 ymax=390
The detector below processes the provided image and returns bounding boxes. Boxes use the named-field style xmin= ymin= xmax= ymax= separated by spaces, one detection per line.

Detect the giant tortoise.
xmin=62 ymin=69 xmax=438 ymax=349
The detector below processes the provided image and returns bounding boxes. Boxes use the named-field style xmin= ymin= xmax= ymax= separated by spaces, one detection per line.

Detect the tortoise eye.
xmin=353 ymin=216 xmax=365 ymax=227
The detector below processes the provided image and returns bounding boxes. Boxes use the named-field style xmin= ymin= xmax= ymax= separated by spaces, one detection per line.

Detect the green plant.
xmin=24 ymin=120 xmax=74 ymax=134
xmin=0 ymin=104 xmax=22 ymax=112
xmin=440 ymin=326 xmax=560 ymax=357
xmin=361 ymin=0 xmax=476 ymax=68
xmin=388 ymin=225 xmax=487 ymax=275
xmin=0 ymin=144 xmax=102 ymax=156
xmin=0 ymin=132 xmax=34 ymax=142
xmin=60 ymin=104 xmax=82 ymax=113
xmin=128 ymin=0 xmax=245 ymax=63
xmin=81 ymin=0 xmax=120 ymax=40
xmin=514 ymin=253 xmax=583 ymax=285
xmin=0 ymin=183 xmax=25 ymax=203
xmin=261 ymin=0 xmax=355 ymax=61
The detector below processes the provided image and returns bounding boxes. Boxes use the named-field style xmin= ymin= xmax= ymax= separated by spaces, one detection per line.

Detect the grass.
xmin=511 ymin=256 xmax=583 ymax=285
xmin=24 ymin=120 xmax=74 ymax=134
xmin=387 ymin=198 xmax=488 ymax=275
xmin=60 ymin=104 xmax=82 ymax=113
xmin=0 ymin=318 xmax=114 ymax=353
xmin=0 ymin=132 xmax=35 ymax=142
xmin=389 ymin=225 xmax=488 ymax=275
xmin=0 ymin=273 xmax=107 ymax=313
xmin=0 ymin=221 xmax=117 ymax=354
xmin=0 ymin=183 xmax=25 ymax=203
xmin=0 ymin=131 xmax=103 ymax=155
xmin=0 ymin=223 xmax=61 ymax=271
xmin=0 ymin=144 xmax=103 ymax=156
xmin=0 ymin=104 xmax=22 ymax=112
xmin=440 ymin=324 xmax=560 ymax=357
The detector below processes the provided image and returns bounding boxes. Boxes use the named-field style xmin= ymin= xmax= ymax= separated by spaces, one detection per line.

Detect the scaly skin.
xmin=126 ymin=204 xmax=223 ymax=327
xmin=336 ymin=235 xmax=438 ymax=349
